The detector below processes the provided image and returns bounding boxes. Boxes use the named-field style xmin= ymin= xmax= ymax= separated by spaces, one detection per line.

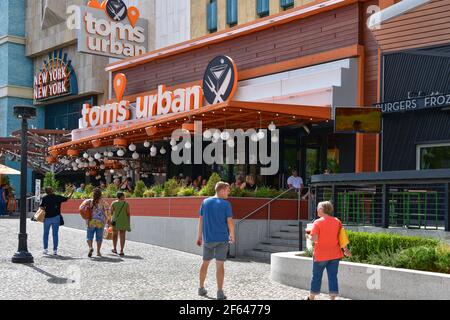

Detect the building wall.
xmin=0 ymin=0 xmax=39 ymax=193
xmin=118 ymin=3 xmax=360 ymax=97
xmin=191 ymin=0 xmax=316 ymax=39
xmin=154 ymin=0 xmax=191 ymax=50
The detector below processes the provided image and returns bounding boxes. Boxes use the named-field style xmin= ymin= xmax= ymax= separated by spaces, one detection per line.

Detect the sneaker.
xmin=198 ymin=287 xmax=207 ymax=297
xmin=217 ymin=290 xmax=227 ymax=300
xmin=53 ymin=250 xmax=58 ymax=256
xmin=43 ymin=249 xmax=48 ymax=255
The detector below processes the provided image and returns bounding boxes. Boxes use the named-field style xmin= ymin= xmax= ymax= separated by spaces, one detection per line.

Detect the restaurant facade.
xmin=49 ymin=0 xmax=387 ymax=257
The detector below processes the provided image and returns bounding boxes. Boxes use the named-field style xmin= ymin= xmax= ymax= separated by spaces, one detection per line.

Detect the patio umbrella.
xmin=0 ymin=164 xmax=20 ymax=175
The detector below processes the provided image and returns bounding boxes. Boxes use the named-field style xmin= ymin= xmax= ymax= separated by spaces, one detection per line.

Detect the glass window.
xmin=226 ymin=0 xmax=238 ymax=26
xmin=418 ymin=143 xmax=450 ymax=170
xmin=257 ymin=0 xmax=270 ymax=17
xmin=280 ymin=0 xmax=294 ymax=10
xmin=207 ymin=0 xmax=218 ymax=33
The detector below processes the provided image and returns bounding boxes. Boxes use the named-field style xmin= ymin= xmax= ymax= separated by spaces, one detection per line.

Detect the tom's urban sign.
xmin=376 ymin=93 xmax=450 ymax=114
xmin=34 ymin=51 xmax=78 ymax=102
xmin=77 ymin=0 xmax=148 ymax=59
xmin=75 ymin=56 xmax=238 ymax=137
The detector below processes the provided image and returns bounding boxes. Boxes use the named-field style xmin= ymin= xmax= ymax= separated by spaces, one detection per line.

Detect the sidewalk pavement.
xmin=0 ymin=218 xmax=346 ymax=300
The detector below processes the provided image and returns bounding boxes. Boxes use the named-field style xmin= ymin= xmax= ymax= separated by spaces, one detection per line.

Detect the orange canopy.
xmin=49 ymin=101 xmax=331 ymax=156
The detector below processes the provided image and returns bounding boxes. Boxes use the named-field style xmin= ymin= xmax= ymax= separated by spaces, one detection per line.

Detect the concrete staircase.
xmin=244 ymin=221 xmax=307 ymax=261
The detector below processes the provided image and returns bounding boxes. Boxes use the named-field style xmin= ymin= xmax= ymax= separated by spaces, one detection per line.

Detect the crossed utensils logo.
xmin=106 ymin=0 xmax=128 ymax=21
xmin=203 ymin=56 xmax=237 ymax=105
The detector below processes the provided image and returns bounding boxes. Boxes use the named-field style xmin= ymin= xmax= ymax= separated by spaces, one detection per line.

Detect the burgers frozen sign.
xmin=74 ymin=0 xmax=148 ymax=59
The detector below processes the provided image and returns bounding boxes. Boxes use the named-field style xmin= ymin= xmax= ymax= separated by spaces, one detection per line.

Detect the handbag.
xmin=79 ymin=200 xmax=93 ymax=220
xmin=33 ymin=208 xmax=46 ymax=223
xmin=339 ymin=227 xmax=349 ymax=248
xmin=103 ymin=226 xmax=113 ymax=240
xmin=60 ymin=215 xmax=65 ymax=226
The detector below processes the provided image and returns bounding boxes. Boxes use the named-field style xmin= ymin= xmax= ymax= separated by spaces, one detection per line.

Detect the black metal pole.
xmin=381 ymin=184 xmax=390 ymax=229
xmin=12 ymin=117 xmax=33 ymax=264
xmin=445 ymin=183 xmax=449 ymax=232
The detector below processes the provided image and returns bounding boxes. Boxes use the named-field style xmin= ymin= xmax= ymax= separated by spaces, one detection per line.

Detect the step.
xmin=280 ymin=225 xmax=300 ymax=233
xmin=244 ymin=249 xmax=271 ymax=260
xmin=272 ymin=231 xmax=300 ymax=240
xmin=261 ymin=237 xmax=304 ymax=246
xmin=254 ymin=243 xmax=299 ymax=253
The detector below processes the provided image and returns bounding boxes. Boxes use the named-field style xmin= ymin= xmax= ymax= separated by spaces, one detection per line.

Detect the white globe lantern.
xmin=160 ymin=147 xmax=166 ymax=155
xmin=103 ymin=151 xmax=108 ymax=157
xmin=128 ymin=143 xmax=136 ymax=152
xmin=250 ymin=133 xmax=259 ymax=142
xmin=108 ymin=151 xmax=114 ymax=157
xmin=100 ymin=164 xmax=106 ymax=170
xmin=257 ymin=130 xmax=265 ymax=140
xmin=221 ymin=131 xmax=230 ymax=141
xmin=144 ymin=141 xmax=150 ymax=148
xmin=88 ymin=156 xmax=94 ymax=162
xmin=117 ymin=149 xmax=125 ymax=157
xmin=271 ymin=135 xmax=279 ymax=143
xmin=170 ymin=139 xmax=177 ymax=147
xmin=150 ymin=146 xmax=157 ymax=154
xmin=94 ymin=153 xmax=102 ymax=160
xmin=227 ymin=140 xmax=235 ymax=148
xmin=110 ymin=169 xmax=115 ymax=174
xmin=213 ymin=130 xmax=221 ymax=140
xmin=203 ymin=130 xmax=212 ymax=139
xmin=73 ymin=167 xmax=78 ymax=171
xmin=268 ymin=122 xmax=276 ymax=131
xmin=185 ymin=141 xmax=192 ymax=149
xmin=83 ymin=152 xmax=89 ymax=159
xmin=75 ymin=158 xmax=81 ymax=164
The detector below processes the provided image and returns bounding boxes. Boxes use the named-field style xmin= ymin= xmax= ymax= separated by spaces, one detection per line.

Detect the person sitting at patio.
xmin=121 ymin=177 xmax=133 ymax=192
xmin=192 ymin=179 xmax=200 ymax=191
xmin=76 ymin=183 xmax=86 ymax=193
xmin=6 ymin=186 xmax=16 ymax=214
xmin=232 ymin=176 xmax=245 ymax=190
xmin=287 ymin=170 xmax=303 ymax=192
xmin=242 ymin=175 xmax=257 ymax=191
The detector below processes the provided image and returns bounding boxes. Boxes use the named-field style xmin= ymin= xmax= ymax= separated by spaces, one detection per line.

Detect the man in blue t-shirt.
xmin=196 ymin=181 xmax=235 ymax=300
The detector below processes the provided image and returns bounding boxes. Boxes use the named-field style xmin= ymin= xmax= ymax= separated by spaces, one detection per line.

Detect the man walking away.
xmin=196 ymin=182 xmax=235 ymax=300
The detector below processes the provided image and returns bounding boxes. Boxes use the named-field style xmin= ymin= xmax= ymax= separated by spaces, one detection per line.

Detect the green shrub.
xmin=102 ymin=184 xmax=118 ymax=198
xmin=133 ymin=181 xmax=146 ymax=198
xmin=365 ymin=249 xmax=400 ymax=267
xmin=124 ymin=191 xmax=133 ymax=198
xmin=143 ymin=188 xmax=156 ymax=198
xmin=177 ymin=186 xmax=198 ymax=197
xmin=347 ymin=231 xmax=439 ymax=261
xmin=163 ymin=179 xmax=180 ymax=197
xmin=229 ymin=186 xmax=243 ymax=197
xmin=44 ymin=172 xmax=60 ymax=192
xmin=199 ymin=173 xmax=222 ymax=196
xmin=84 ymin=184 xmax=94 ymax=197
xmin=394 ymin=246 xmax=437 ymax=272
xmin=435 ymin=244 xmax=450 ymax=273
xmin=254 ymin=186 xmax=281 ymax=198
xmin=152 ymin=184 xmax=164 ymax=197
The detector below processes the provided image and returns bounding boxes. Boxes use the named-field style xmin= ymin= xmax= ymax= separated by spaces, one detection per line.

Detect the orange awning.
xmin=49 ymin=101 xmax=331 ymax=155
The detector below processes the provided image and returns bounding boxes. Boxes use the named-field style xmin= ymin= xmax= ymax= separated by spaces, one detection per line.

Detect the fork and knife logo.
xmin=106 ymin=0 xmax=128 ymax=21
xmin=203 ymin=56 xmax=237 ymax=105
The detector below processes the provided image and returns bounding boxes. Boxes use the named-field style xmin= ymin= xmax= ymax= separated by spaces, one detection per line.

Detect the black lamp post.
xmin=11 ymin=105 xmax=36 ymax=264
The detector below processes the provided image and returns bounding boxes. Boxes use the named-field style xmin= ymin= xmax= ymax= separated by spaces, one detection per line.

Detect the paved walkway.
xmin=0 ymin=218 xmax=344 ymax=300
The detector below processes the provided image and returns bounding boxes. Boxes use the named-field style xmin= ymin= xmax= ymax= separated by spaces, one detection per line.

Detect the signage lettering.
xmin=76 ymin=1 xmax=148 ymax=59
xmin=375 ymin=93 xmax=450 ymax=114
xmin=34 ymin=51 xmax=78 ymax=102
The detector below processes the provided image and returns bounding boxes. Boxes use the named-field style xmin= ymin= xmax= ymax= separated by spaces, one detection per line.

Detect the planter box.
xmin=62 ymin=197 xmax=308 ymax=220
xmin=271 ymin=252 xmax=450 ymax=300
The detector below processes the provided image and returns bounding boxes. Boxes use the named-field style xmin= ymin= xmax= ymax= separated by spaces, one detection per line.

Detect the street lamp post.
xmin=11 ymin=105 xmax=36 ymax=264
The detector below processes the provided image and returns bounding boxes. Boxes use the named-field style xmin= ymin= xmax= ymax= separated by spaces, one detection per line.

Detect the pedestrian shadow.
xmin=42 ymin=255 xmax=80 ymax=261
xmin=90 ymin=256 xmax=123 ymax=263
xmin=120 ymin=255 xmax=144 ymax=260
xmin=25 ymin=265 xmax=71 ymax=285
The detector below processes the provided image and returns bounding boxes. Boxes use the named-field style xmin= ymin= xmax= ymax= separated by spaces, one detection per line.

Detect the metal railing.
xmin=15 ymin=196 xmax=39 ymax=215
xmin=311 ymin=169 xmax=450 ymax=231
xmin=231 ymin=187 xmax=302 ymax=257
